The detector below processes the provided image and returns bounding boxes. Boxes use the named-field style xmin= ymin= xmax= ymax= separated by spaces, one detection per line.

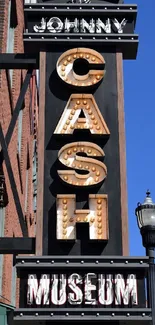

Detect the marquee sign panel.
xmin=14 ymin=256 xmax=151 ymax=321
xmin=24 ymin=3 xmax=138 ymax=58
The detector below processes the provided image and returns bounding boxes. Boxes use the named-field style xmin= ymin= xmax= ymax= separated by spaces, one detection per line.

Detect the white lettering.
xmin=84 ymin=273 xmax=97 ymax=305
xmin=80 ymin=19 xmax=95 ymax=33
xmin=68 ymin=273 xmax=83 ymax=304
xmin=64 ymin=18 xmax=79 ymax=33
xmin=115 ymin=274 xmax=138 ymax=305
xmin=96 ymin=18 xmax=111 ymax=34
xmin=47 ymin=17 xmax=63 ymax=33
xmin=27 ymin=274 xmax=50 ymax=305
xmin=112 ymin=18 xmax=127 ymax=34
xmin=98 ymin=274 xmax=113 ymax=305
xmin=51 ymin=274 xmax=67 ymax=305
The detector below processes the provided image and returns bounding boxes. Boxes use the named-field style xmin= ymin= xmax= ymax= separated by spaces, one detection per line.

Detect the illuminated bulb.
xmin=63 ymin=126 xmax=67 ymax=130
xmin=90 ymin=217 xmax=95 ymax=223
xmin=61 ymin=67 xmax=65 ymax=71
xmin=63 ymin=223 xmax=67 ymax=229
xmin=97 ymin=205 xmax=102 ymax=210
xmin=61 ymin=72 xmax=65 ymax=77
xmin=79 ymin=164 xmax=82 ymax=168
xmin=99 ymin=131 xmax=102 ymax=134
xmin=88 ymin=82 xmax=92 ymax=86
xmin=77 ymin=217 xmax=81 ymax=222
xmin=93 ymin=79 xmax=96 ymax=84
xmin=88 ymin=110 xmax=92 ymax=115
xmin=98 ymin=235 xmax=102 ymax=239
xmin=97 ymin=199 xmax=101 ymax=204
xmin=76 ymin=182 xmax=79 ymax=186
xmin=96 ymin=125 xmax=100 ymax=130
xmin=81 ymin=147 xmax=84 ymax=152
xmin=91 ymin=115 xmax=95 ymax=120
xmin=71 ymin=110 xmax=75 ymax=115
xmin=77 ymin=125 xmax=81 ymax=129
xmin=73 ymin=54 xmax=77 ymax=59
xmin=86 ymin=105 xmax=90 ymax=110
xmin=97 ymin=211 xmax=101 ymax=216
xmin=84 ymin=217 xmax=88 ymax=222
xmin=96 ymin=75 xmax=100 ymax=80
xmin=98 ymin=229 xmax=102 ymax=235
xmin=72 ymin=163 xmax=76 ymax=167
xmin=63 ymin=205 xmax=67 ymax=210
xmin=69 ymin=180 xmax=73 ymax=184
xmin=70 ymin=125 xmax=74 ymax=129
xmin=82 ymin=83 xmax=85 ymax=86
xmin=64 ymin=155 xmax=68 ymax=160
xmin=63 ymin=61 xmax=67 ymax=66
xmin=80 ymin=53 xmax=83 ymax=58
xmin=86 ymin=54 xmax=90 ymax=59
xmin=76 ymin=100 xmax=80 ymax=105
xmin=92 ymin=56 xmax=96 ymax=61
xmin=69 ymin=116 xmax=73 ymax=120
xmin=98 ymin=217 xmax=102 ymax=222
xmin=64 ymin=176 xmax=68 ymax=181
xmin=83 ymin=100 xmax=87 ymax=105
xmin=66 ymin=120 xmax=70 ymax=125
xmin=85 ymin=165 xmax=89 ymax=169
xmin=98 ymin=223 xmax=102 ymax=229
xmin=74 ymin=105 xmax=78 ymax=110
xmin=67 ymin=56 xmax=71 ymax=61
xmin=94 ymin=120 xmax=98 ymax=125
xmin=92 ymin=167 xmax=96 ymax=172
xmin=63 ymin=199 xmax=67 ymax=204
xmin=88 ymin=149 xmax=92 ymax=154
xmin=67 ymin=150 xmax=72 ymax=155
xmin=63 ymin=230 xmax=67 ymax=235
xmin=94 ymin=153 xmax=97 ymax=156
xmin=68 ymin=80 xmax=72 ymax=84
xmin=63 ymin=217 xmax=68 ymax=222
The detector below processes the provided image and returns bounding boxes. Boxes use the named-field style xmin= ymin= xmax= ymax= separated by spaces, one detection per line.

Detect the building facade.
xmin=0 ymin=0 xmax=38 ymax=312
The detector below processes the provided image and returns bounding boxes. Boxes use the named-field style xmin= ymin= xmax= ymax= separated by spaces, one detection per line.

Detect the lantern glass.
xmin=138 ymin=208 xmax=155 ymax=228
xmin=136 ymin=191 xmax=155 ymax=229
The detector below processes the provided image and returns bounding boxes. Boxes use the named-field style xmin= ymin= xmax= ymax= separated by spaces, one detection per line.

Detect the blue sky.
xmin=124 ymin=0 xmax=155 ymax=256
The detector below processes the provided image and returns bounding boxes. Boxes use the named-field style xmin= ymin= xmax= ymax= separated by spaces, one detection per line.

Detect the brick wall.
xmin=0 ymin=0 xmax=38 ymax=306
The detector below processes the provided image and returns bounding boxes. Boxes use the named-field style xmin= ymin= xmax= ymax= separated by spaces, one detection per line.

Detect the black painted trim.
xmin=0 ymin=54 xmax=39 ymax=69
xmin=13 ymin=308 xmax=152 ymax=321
xmin=0 ymin=238 xmax=35 ymax=254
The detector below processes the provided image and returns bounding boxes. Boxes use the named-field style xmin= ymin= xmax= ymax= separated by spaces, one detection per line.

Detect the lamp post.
xmin=135 ymin=190 xmax=155 ymax=325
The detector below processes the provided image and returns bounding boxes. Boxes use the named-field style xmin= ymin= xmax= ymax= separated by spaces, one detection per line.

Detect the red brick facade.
xmin=0 ymin=0 xmax=38 ymax=306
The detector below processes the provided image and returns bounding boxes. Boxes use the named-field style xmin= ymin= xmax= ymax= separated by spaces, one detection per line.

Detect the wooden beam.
xmin=116 ymin=52 xmax=129 ymax=256
xmin=35 ymin=52 xmax=46 ymax=255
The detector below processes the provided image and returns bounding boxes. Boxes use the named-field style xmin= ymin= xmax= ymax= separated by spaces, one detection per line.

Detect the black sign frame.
xmin=23 ymin=3 xmax=138 ymax=59
xmin=14 ymin=256 xmax=152 ymax=322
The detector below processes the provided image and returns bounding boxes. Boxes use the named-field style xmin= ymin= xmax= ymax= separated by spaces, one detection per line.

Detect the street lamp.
xmin=135 ymin=190 xmax=155 ymax=325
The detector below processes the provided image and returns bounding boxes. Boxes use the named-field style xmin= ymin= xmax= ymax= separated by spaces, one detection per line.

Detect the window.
xmin=25 ymin=144 xmax=30 ymax=214
xmin=6 ymin=0 xmax=17 ymax=86
xmin=32 ymin=140 xmax=37 ymax=213
xmin=17 ymin=73 xmax=25 ymax=155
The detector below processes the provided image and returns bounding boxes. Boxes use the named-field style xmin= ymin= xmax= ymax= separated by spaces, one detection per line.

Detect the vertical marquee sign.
xmin=13 ymin=1 xmax=152 ymax=323
xmin=23 ymin=2 xmax=139 ymax=256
